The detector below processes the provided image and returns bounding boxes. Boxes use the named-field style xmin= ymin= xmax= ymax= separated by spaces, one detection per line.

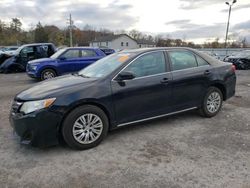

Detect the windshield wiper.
xmin=79 ymin=74 xmax=90 ymax=78
xmin=72 ymin=72 xmax=90 ymax=78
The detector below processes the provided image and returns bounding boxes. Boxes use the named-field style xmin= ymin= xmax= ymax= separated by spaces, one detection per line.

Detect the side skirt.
xmin=117 ymin=107 xmax=198 ymax=127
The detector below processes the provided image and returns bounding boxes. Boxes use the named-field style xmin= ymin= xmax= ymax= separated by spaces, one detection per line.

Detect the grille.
xmin=228 ymin=58 xmax=239 ymax=63
xmin=11 ymin=101 xmax=23 ymax=114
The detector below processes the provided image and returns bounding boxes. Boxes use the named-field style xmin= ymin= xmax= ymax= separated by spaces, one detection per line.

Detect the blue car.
xmin=26 ymin=47 xmax=106 ymax=80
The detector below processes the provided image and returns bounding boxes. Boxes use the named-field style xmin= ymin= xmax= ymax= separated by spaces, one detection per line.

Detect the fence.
xmin=198 ymin=48 xmax=250 ymax=60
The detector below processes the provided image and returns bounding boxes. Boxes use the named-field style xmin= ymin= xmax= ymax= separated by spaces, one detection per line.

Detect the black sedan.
xmin=224 ymin=50 xmax=250 ymax=70
xmin=10 ymin=48 xmax=236 ymax=150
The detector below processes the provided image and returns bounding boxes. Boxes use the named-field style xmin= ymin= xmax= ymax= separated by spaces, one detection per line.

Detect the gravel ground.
xmin=0 ymin=71 xmax=250 ymax=188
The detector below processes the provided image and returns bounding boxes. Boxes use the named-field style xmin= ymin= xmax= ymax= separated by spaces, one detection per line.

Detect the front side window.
xmin=20 ymin=47 xmax=34 ymax=57
xmin=61 ymin=49 xmax=80 ymax=59
xmin=121 ymin=42 xmax=124 ymax=46
xmin=126 ymin=42 xmax=129 ymax=46
xmin=168 ymin=51 xmax=197 ymax=71
xmin=81 ymin=50 xmax=97 ymax=57
xmin=123 ymin=51 xmax=166 ymax=78
xmin=50 ymin=49 xmax=66 ymax=59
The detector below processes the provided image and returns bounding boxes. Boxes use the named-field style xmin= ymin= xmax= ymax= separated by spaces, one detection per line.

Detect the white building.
xmin=136 ymin=39 xmax=156 ymax=48
xmin=89 ymin=34 xmax=156 ymax=50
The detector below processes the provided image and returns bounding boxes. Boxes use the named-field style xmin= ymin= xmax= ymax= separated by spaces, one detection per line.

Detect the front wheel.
xmin=62 ymin=105 xmax=109 ymax=150
xmin=199 ymin=87 xmax=223 ymax=117
xmin=41 ymin=69 xmax=56 ymax=80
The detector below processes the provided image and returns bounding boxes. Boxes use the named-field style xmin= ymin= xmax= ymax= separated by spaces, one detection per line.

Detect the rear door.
xmin=57 ymin=49 xmax=80 ymax=74
xmin=167 ymin=50 xmax=212 ymax=111
xmin=111 ymin=51 xmax=173 ymax=124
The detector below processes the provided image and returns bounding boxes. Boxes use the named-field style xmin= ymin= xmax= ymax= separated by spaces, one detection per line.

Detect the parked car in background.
xmin=223 ymin=50 xmax=250 ymax=70
xmin=202 ymin=51 xmax=220 ymax=60
xmin=1 ymin=46 xmax=19 ymax=56
xmin=10 ymin=48 xmax=236 ymax=150
xmin=0 ymin=46 xmax=17 ymax=66
xmin=0 ymin=43 xmax=56 ymax=73
xmin=99 ymin=47 xmax=115 ymax=55
xmin=26 ymin=47 xmax=106 ymax=80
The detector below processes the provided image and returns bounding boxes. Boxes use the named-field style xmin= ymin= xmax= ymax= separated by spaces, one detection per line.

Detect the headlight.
xmin=29 ymin=65 xmax=38 ymax=71
xmin=20 ymin=98 xmax=56 ymax=114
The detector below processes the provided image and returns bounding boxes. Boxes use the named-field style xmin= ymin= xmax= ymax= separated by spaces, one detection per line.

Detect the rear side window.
xmin=196 ymin=55 xmax=209 ymax=66
xmin=168 ymin=51 xmax=197 ymax=71
xmin=81 ymin=50 xmax=97 ymax=57
xmin=123 ymin=51 xmax=166 ymax=78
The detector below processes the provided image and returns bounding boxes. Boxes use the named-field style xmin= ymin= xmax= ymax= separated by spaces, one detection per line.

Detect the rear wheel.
xmin=41 ymin=69 xmax=56 ymax=80
xmin=62 ymin=105 xmax=109 ymax=150
xmin=199 ymin=87 xmax=223 ymax=117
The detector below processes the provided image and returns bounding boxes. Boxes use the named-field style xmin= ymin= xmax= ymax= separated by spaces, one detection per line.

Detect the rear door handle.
xmin=204 ymin=70 xmax=211 ymax=75
xmin=160 ymin=78 xmax=169 ymax=84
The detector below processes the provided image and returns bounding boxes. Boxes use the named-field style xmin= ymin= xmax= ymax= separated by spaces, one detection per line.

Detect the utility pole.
xmin=67 ymin=14 xmax=73 ymax=47
xmin=224 ymin=0 xmax=237 ymax=49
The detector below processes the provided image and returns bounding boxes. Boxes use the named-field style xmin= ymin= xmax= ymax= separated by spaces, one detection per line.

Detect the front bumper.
xmin=26 ymin=71 xmax=38 ymax=78
xmin=9 ymin=108 xmax=63 ymax=147
xmin=225 ymin=74 xmax=236 ymax=100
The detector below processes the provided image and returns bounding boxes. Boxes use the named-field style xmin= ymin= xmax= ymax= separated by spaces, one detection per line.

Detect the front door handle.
xmin=204 ymin=70 xmax=211 ymax=75
xmin=160 ymin=78 xmax=169 ymax=84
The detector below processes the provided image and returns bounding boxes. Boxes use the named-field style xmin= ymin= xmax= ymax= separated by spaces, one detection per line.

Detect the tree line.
xmin=0 ymin=18 xmax=248 ymax=48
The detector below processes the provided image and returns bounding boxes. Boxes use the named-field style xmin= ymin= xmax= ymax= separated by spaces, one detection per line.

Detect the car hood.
xmin=227 ymin=55 xmax=249 ymax=59
xmin=28 ymin=58 xmax=56 ymax=64
xmin=16 ymin=74 xmax=98 ymax=101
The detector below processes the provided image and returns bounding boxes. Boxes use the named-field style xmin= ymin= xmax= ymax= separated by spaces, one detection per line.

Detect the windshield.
xmin=78 ymin=52 xmax=136 ymax=78
xmin=50 ymin=49 xmax=67 ymax=59
xmin=14 ymin=46 xmax=24 ymax=55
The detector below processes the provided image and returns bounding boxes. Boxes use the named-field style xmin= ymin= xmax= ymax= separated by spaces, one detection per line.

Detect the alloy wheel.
xmin=206 ymin=91 xmax=221 ymax=113
xmin=72 ymin=113 xmax=103 ymax=144
xmin=43 ymin=71 xmax=55 ymax=80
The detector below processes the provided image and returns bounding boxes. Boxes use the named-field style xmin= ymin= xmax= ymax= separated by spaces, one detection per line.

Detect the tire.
xmin=199 ymin=87 xmax=223 ymax=118
xmin=41 ymin=69 xmax=56 ymax=80
xmin=62 ymin=105 xmax=109 ymax=150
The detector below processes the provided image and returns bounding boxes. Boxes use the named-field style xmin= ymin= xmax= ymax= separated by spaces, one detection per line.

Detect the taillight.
xmin=231 ymin=65 xmax=236 ymax=72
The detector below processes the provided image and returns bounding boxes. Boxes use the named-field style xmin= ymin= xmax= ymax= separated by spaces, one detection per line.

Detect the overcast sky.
xmin=0 ymin=0 xmax=250 ymax=43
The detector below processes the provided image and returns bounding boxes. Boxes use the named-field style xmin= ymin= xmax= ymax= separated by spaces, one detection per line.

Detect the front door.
xmin=111 ymin=51 xmax=173 ymax=125
xmin=57 ymin=49 xmax=80 ymax=74
xmin=18 ymin=46 xmax=36 ymax=68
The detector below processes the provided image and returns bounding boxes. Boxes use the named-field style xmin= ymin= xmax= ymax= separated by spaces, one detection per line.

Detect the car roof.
xmin=63 ymin=47 xmax=101 ymax=50
xmin=122 ymin=47 xmax=199 ymax=53
xmin=121 ymin=47 xmax=223 ymax=65
xmin=21 ymin=43 xmax=54 ymax=47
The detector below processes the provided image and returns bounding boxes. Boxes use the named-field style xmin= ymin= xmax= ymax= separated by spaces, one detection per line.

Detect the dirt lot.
xmin=0 ymin=71 xmax=250 ymax=188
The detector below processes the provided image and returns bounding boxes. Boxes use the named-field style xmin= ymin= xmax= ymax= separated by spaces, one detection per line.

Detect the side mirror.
xmin=59 ymin=56 xmax=66 ymax=61
xmin=116 ymin=71 xmax=135 ymax=81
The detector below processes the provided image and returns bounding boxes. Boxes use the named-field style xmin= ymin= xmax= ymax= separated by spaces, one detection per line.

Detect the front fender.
xmin=52 ymin=98 xmax=116 ymax=131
